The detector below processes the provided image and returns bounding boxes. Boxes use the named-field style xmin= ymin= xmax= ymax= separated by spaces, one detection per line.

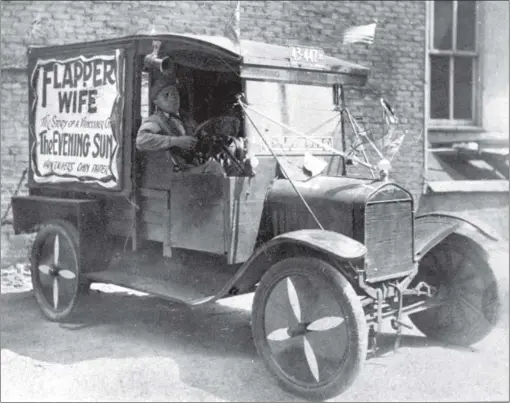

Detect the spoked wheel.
xmin=252 ymin=257 xmax=367 ymax=400
xmin=409 ymin=233 xmax=501 ymax=346
xmin=31 ymin=219 xmax=87 ymax=321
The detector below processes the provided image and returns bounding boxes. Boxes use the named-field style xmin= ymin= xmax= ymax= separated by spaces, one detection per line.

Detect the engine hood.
xmin=265 ymin=176 xmax=411 ymax=241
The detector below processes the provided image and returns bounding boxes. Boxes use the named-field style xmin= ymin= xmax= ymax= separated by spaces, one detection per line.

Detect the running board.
xmin=83 ymin=248 xmax=241 ymax=306
xmin=84 ymin=270 xmax=220 ymax=305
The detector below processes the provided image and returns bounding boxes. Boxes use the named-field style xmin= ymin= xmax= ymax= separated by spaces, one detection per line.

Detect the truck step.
xmin=83 ymin=248 xmax=241 ymax=305
xmin=84 ymin=270 xmax=220 ymax=305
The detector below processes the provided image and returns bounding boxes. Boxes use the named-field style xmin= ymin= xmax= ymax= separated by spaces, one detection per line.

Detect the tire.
xmin=31 ymin=219 xmax=89 ymax=321
xmin=252 ymin=257 xmax=367 ymax=400
xmin=409 ymin=233 xmax=501 ymax=346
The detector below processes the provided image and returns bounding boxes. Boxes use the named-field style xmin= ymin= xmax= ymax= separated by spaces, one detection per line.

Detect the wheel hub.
xmin=288 ymin=322 xmax=312 ymax=338
xmin=48 ymin=265 xmax=59 ymax=277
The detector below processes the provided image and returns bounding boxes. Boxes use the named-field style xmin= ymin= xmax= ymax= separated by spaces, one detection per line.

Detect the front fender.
xmin=202 ymin=229 xmax=367 ymax=304
xmin=414 ymin=212 xmax=500 ymax=260
xmin=271 ymin=229 xmax=368 ymax=260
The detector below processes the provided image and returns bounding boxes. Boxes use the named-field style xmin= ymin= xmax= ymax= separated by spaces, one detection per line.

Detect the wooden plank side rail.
xmin=105 ymin=198 xmax=135 ymax=237
xmin=139 ymin=187 xmax=172 ymax=256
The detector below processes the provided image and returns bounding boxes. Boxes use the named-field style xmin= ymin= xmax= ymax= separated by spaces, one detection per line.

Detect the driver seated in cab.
xmin=136 ymin=77 xmax=224 ymax=174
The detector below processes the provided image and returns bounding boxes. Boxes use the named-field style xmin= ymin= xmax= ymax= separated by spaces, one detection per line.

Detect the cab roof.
xmin=28 ymin=33 xmax=370 ymax=84
xmin=181 ymin=33 xmax=370 ymax=75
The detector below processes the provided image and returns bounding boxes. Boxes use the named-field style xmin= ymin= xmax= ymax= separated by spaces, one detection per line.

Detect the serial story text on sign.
xmin=31 ymin=50 xmax=124 ymax=189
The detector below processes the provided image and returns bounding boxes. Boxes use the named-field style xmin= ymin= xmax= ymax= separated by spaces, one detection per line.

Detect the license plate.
xmin=290 ymin=45 xmax=325 ymax=67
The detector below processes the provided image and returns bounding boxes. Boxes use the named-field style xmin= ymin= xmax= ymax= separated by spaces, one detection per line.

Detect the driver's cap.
xmin=150 ymin=77 xmax=178 ymax=104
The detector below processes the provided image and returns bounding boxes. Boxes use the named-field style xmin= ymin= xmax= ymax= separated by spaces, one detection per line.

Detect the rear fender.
xmin=414 ymin=212 xmax=499 ymax=261
xmin=214 ymin=229 xmax=367 ymax=300
xmin=11 ymin=195 xmax=107 ymax=272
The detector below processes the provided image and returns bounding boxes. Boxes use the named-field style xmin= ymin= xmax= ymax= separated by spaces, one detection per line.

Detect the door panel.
xmin=225 ymin=166 xmax=275 ymax=264
xmin=170 ymin=173 xmax=226 ymax=255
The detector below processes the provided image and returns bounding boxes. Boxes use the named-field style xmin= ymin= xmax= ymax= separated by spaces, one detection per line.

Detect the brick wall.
xmin=1 ymin=0 xmax=426 ymax=219
xmin=1 ymin=69 xmax=30 ymax=218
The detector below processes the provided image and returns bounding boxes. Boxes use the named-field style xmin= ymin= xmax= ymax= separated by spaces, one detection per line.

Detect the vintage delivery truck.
xmin=11 ymin=33 xmax=502 ymax=399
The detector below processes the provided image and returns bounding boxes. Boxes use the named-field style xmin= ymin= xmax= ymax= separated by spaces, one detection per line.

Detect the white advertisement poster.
xmin=30 ymin=49 xmax=124 ymax=189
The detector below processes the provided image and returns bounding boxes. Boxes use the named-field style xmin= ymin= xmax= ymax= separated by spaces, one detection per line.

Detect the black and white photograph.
xmin=1 ymin=1 xmax=508 ymax=401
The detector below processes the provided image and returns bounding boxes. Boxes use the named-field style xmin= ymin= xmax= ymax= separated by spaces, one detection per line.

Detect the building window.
xmin=429 ymin=0 xmax=479 ymax=126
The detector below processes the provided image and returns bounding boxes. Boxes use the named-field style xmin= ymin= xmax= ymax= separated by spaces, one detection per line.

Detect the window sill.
xmin=428 ymin=125 xmax=484 ymax=133
xmin=428 ymin=127 xmax=508 ymax=146
xmin=426 ymin=180 xmax=509 ymax=193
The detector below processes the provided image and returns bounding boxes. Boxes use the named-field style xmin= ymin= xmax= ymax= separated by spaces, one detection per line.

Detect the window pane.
xmin=434 ymin=0 xmax=453 ymax=50
xmin=457 ymin=0 xmax=477 ymax=51
xmin=453 ymin=57 xmax=473 ymax=119
xmin=430 ymin=56 xmax=450 ymax=119
xmin=244 ymin=80 xmax=338 ymax=155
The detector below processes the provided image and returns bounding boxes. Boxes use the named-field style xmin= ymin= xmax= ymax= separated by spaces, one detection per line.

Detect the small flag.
xmin=373 ymin=127 xmax=395 ymax=152
xmin=384 ymin=111 xmax=398 ymax=126
xmin=380 ymin=98 xmax=398 ymax=125
xmin=386 ymin=133 xmax=406 ymax=161
xmin=27 ymin=15 xmax=44 ymax=41
xmin=342 ymin=22 xmax=377 ymax=45
xmin=345 ymin=119 xmax=377 ymax=156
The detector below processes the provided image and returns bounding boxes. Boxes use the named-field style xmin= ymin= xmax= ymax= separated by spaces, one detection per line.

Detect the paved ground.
xmin=1 ymin=227 xmax=509 ymax=402
xmin=1 ymin=285 xmax=509 ymax=402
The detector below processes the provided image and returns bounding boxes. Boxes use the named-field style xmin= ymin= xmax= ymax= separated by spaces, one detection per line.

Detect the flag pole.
xmin=223 ymin=1 xmax=241 ymax=54
xmin=235 ymin=0 xmax=241 ymax=39
xmin=235 ymin=0 xmax=241 ymax=55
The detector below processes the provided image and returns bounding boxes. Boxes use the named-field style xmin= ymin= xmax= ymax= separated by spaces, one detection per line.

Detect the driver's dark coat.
xmin=136 ymin=110 xmax=194 ymax=152
xmin=136 ymin=111 xmax=227 ymax=174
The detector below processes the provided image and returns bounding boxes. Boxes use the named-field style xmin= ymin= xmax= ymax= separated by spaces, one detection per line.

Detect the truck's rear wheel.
xmin=410 ymin=234 xmax=501 ymax=346
xmin=252 ymin=257 xmax=367 ymax=400
xmin=31 ymin=219 xmax=88 ymax=321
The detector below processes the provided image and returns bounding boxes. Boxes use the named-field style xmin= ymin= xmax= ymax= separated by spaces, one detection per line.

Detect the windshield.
xmin=244 ymin=80 xmax=344 ymax=179
xmin=243 ymin=80 xmax=405 ymax=181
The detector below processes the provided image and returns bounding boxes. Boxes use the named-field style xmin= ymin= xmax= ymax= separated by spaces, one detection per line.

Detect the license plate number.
xmin=290 ymin=45 xmax=325 ymax=67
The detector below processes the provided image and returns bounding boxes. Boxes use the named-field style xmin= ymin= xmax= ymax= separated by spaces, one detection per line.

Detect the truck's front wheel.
xmin=251 ymin=256 xmax=367 ymax=400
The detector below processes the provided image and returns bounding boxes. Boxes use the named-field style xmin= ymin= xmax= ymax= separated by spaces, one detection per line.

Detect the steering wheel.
xmin=193 ymin=116 xmax=246 ymax=173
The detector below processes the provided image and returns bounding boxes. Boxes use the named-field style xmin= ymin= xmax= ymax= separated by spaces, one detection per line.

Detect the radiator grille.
xmin=364 ymin=200 xmax=413 ymax=281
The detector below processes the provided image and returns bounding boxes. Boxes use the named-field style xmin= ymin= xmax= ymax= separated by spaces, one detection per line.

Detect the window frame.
xmin=424 ymin=1 xmax=508 ymax=194
xmin=427 ymin=0 xmax=481 ymax=129
xmin=243 ymin=79 xmax=341 ymax=157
